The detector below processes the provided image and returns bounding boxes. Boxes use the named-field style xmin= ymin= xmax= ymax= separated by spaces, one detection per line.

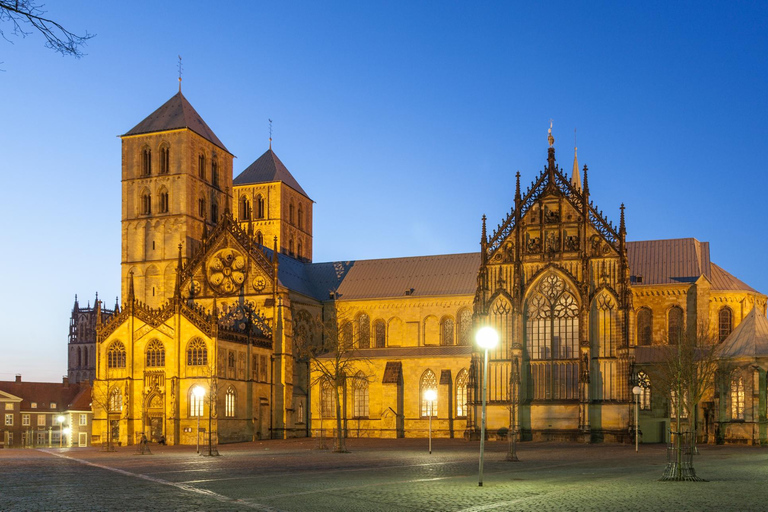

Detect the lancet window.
xmin=419 ymin=370 xmax=438 ymax=417
xmin=159 ymin=144 xmax=170 ymax=174
xmin=145 ymin=340 xmax=165 ymax=367
xmin=240 ymin=196 xmax=251 ymax=220
xmin=321 ymin=379 xmax=335 ymax=418
xmin=353 ymin=372 xmax=369 ymax=418
xmin=668 ymin=306 xmax=683 ymax=344
xmin=455 ymin=369 xmax=468 ymax=417
xmin=107 ymin=341 xmax=126 ymax=369
xmin=441 ymin=317 xmax=455 ymax=345
xmin=719 ymin=307 xmax=733 ymax=343
xmin=186 ymin=338 xmax=207 ymax=366
xmin=525 ymin=273 xmax=579 ymax=401
xmin=225 ymin=387 xmax=236 ymax=417
xmin=637 ymin=307 xmax=652 ymax=346
xmin=731 ymin=374 xmax=745 ymax=420
xmin=358 ymin=313 xmax=370 ymax=349
xmin=374 ymin=319 xmax=386 ymax=348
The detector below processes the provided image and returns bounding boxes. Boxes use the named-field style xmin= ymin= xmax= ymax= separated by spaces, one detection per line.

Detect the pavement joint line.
xmin=39 ymin=450 xmax=285 ymax=512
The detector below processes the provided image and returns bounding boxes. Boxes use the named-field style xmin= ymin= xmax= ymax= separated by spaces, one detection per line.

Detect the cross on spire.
xmin=177 ymin=55 xmax=183 ymax=92
xmin=268 ymin=118 xmax=273 ymax=149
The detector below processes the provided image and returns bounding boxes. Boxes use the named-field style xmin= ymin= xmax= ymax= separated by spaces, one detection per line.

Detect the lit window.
xmin=670 ymin=390 xmax=688 ymax=419
xmin=719 ymin=307 xmax=733 ymax=343
xmin=4 ymin=403 xmax=12 ymax=410
xmin=225 ymin=387 xmax=236 ymax=418
xmin=145 ymin=339 xmax=165 ymax=367
xmin=107 ymin=341 xmax=126 ymax=368
xmin=109 ymin=388 xmax=122 ymax=412
xmin=731 ymin=375 xmax=745 ymax=420
xmin=22 ymin=414 xmax=30 ymax=426
xmin=79 ymin=414 xmax=87 ymax=426
xmin=31 ymin=402 xmax=37 ymax=409
xmin=37 ymin=415 xmax=46 ymax=426
xmin=187 ymin=338 xmax=208 ymax=366
xmin=321 ymin=379 xmax=335 ymax=418
xmin=190 ymin=387 xmax=204 ymax=418
xmin=420 ymin=370 xmax=438 ymax=418
xmin=5 ymin=414 xmax=14 ymax=426
xmin=455 ymin=369 xmax=468 ymax=417
xmin=49 ymin=402 xmax=57 ymax=409
xmin=353 ymin=373 xmax=369 ymax=418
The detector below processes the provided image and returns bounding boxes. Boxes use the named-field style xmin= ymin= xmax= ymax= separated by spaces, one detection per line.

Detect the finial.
xmin=582 ymin=164 xmax=589 ymax=194
xmin=73 ymin=294 xmax=79 ymax=311
xmin=620 ymin=203 xmax=626 ymax=234
xmin=174 ymin=243 xmax=183 ymax=299
xmin=268 ymin=118 xmax=273 ymax=150
xmin=128 ymin=271 xmax=135 ymax=302
xmin=273 ymin=236 xmax=278 ymax=263
xmin=515 ymin=171 xmax=521 ymax=200
xmin=481 ymin=214 xmax=487 ymax=243
xmin=571 ymin=135 xmax=582 ymax=192
xmin=548 ymin=119 xmax=555 ymax=147
xmin=177 ymin=55 xmax=183 ymax=93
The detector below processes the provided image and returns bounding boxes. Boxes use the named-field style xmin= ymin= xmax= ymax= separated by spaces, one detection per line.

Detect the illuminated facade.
xmin=89 ymin=91 xmax=767 ymax=446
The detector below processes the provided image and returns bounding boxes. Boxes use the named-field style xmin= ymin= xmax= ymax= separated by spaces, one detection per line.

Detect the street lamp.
xmin=57 ymin=415 xmax=65 ymax=448
xmin=632 ymin=386 xmax=642 ymax=452
xmin=476 ymin=325 xmax=499 ymax=487
xmin=193 ymin=386 xmax=206 ymax=454
xmin=424 ymin=388 xmax=437 ymax=454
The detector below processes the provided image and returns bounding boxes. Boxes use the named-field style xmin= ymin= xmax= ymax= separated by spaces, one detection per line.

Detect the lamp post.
xmin=193 ymin=386 xmax=205 ymax=454
xmin=57 ymin=415 xmax=65 ymax=448
xmin=476 ymin=326 xmax=499 ymax=487
xmin=632 ymin=386 xmax=641 ymax=452
xmin=424 ymin=388 xmax=437 ymax=454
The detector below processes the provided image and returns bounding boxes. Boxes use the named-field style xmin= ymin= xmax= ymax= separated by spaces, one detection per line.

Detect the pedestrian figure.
xmin=138 ymin=433 xmax=151 ymax=455
xmin=158 ymin=434 xmax=166 ymax=446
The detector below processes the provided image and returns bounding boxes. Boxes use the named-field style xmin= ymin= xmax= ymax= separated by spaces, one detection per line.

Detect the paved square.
xmin=1 ymin=439 xmax=766 ymax=511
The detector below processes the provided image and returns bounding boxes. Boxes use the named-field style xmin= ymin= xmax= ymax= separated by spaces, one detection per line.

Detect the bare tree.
xmin=91 ymin=371 xmax=120 ymax=452
xmin=654 ymin=321 xmax=719 ymax=481
xmin=295 ymin=310 xmax=371 ymax=453
xmin=0 ymin=1 xmax=94 ymax=57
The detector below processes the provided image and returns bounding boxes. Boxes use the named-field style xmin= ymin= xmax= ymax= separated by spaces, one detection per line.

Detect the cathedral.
xmin=78 ymin=89 xmax=768 ymax=447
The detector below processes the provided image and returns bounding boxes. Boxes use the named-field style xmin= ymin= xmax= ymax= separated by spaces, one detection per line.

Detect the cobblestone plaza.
xmin=1 ymin=439 xmax=767 ymax=511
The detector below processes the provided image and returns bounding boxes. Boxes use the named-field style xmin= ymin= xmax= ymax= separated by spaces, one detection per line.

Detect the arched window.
xmin=731 ymin=374 xmax=745 ymax=420
xmin=145 ymin=339 xmax=165 ymax=367
xmin=225 ymin=387 xmax=236 ymax=417
xmin=374 ymin=319 xmax=386 ymax=348
xmin=298 ymin=203 xmax=303 ymax=229
xmin=198 ymin=153 xmax=206 ymax=180
xmin=441 ymin=317 xmax=455 ymax=345
xmin=186 ymin=338 xmax=207 ymax=366
xmin=668 ymin=306 xmax=684 ymax=344
xmin=591 ymin=293 xmax=618 ymax=400
xmin=256 ymin=195 xmax=265 ymax=219
xmin=341 ymin=322 xmax=353 ymax=348
xmin=420 ymin=369 xmax=438 ymax=417
xmin=211 ymin=158 xmax=219 ymax=187
xmin=353 ymin=372 xmax=369 ymax=418
xmin=637 ymin=307 xmax=652 ymax=346
xmin=198 ymin=197 xmax=206 ymax=219
xmin=159 ymin=144 xmax=170 ymax=174
xmin=289 ymin=238 xmax=294 ymax=255
xmin=77 ymin=347 xmax=82 ymax=368
xmin=211 ymin=201 xmax=219 ymax=224
xmin=240 ymin=196 xmax=251 ymax=220
xmin=141 ymin=191 xmax=152 ymax=215
xmin=297 ymin=240 xmax=303 ymax=260
xmin=526 ymin=273 xmax=579 ymax=401
xmin=719 ymin=307 xmax=733 ymax=343
xmin=458 ymin=309 xmax=472 ymax=346
xmin=321 ymin=379 xmax=335 ymax=418
xmin=141 ymin=146 xmax=152 ymax=176
xmin=109 ymin=388 xmax=122 ymax=412
xmin=637 ymin=371 xmax=651 ymax=410
xmin=159 ymin=189 xmax=169 ymax=214
xmin=455 ymin=369 xmax=468 ymax=417
xmin=107 ymin=341 xmax=126 ymax=368
xmin=84 ymin=346 xmax=89 ymax=367
xmin=358 ymin=313 xmax=370 ymax=349
xmin=189 ymin=386 xmax=205 ymax=417
xmin=256 ymin=231 xmax=263 ymax=245
xmin=289 ymin=202 xmax=295 ymax=225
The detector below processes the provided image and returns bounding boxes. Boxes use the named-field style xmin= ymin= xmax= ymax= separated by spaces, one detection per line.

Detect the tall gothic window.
xmin=141 ymin=191 xmax=152 ymax=215
xmin=297 ymin=240 xmax=303 ymax=260
xmin=455 ymin=369 xmax=468 ymax=417
xmin=420 ymin=370 xmax=438 ymax=417
xmin=211 ymin=201 xmax=218 ymax=224
xmin=637 ymin=307 xmax=652 ymax=346
xmin=591 ymin=293 xmax=618 ymax=400
xmin=289 ymin=202 xmax=295 ymax=225
xmin=145 ymin=340 xmax=165 ymax=367
xmin=211 ymin=158 xmax=219 ymax=187
xmin=441 ymin=317 xmax=455 ymax=345
xmin=731 ymin=374 xmax=745 ymax=420
xmin=256 ymin=195 xmax=265 ymax=219
xmin=525 ymin=273 xmax=579 ymax=401
xmin=358 ymin=314 xmax=370 ymax=349
xmin=458 ymin=309 xmax=472 ymax=346
xmin=374 ymin=319 xmax=386 ymax=348
xmin=637 ymin=371 xmax=651 ymax=410
xmin=353 ymin=372 xmax=369 ymax=418
xmin=186 ymin=338 xmax=207 ymax=366
xmin=719 ymin=307 xmax=733 ymax=343
xmin=189 ymin=387 xmax=204 ymax=417
xmin=298 ymin=203 xmax=303 ymax=229
xmin=159 ymin=144 xmax=170 ymax=174
xmin=109 ymin=388 xmax=122 ymax=412
xmin=198 ymin=154 xmax=206 ymax=180
xmin=198 ymin=198 xmax=206 ymax=219
xmin=256 ymin=231 xmax=263 ymax=245
xmin=225 ymin=387 xmax=236 ymax=417
xmin=668 ymin=306 xmax=684 ymax=344
xmin=107 ymin=341 xmax=126 ymax=368
xmin=321 ymin=379 xmax=335 ymax=418
xmin=141 ymin=147 xmax=152 ymax=176
xmin=159 ymin=189 xmax=169 ymax=213
xmin=240 ymin=196 xmax=251 ymax=220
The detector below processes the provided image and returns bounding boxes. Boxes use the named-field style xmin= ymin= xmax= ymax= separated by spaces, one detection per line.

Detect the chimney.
xmin=15 ymin=374 xmax=21 ymax=383
xmin=62 ymin=376 xmax=69 ymax=387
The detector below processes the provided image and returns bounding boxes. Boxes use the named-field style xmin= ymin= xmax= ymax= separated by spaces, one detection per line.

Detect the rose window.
xmin=206 ymin=248 xmax=247 ymax=295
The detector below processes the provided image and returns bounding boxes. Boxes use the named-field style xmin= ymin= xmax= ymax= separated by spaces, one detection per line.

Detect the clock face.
xmin=206 ymin=248 xmax=247 ymax=295
xmin=253 ymin=275 xmax=267 ymax=292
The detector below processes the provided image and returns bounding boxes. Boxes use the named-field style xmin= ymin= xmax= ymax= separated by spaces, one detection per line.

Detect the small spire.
xmin=515 ymin=171 xmax=521 ymax=201
xmin=174 ymin=243 xmax=183 ymax=299
xmin=128 ymin=271 xmax=135 ymax=302
xmin=571 ymin=131 xmax=582 ymax=192
xmin=582 ymin=164 xmax=589 ymax=195
xmin=273 ymin=236 xmax=279 ymax=264
xmin=73 ymin=294 xmax=79 ymax=312
xmin=548 ymin=119 xmax=555 ymax=147
xmin=95 ymin=298 xmax=102 ymax=327
xmin=481 ymin=214 xmax=487 ymax=245
xmin=114 ymin=296 xmax=120 ymax=313
xmin=619 ymin=203 xmax=626 ymax=234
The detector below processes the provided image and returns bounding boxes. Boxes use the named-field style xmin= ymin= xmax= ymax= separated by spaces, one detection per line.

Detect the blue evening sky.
xmin=1 ymin=1 xmax=766 ymax=381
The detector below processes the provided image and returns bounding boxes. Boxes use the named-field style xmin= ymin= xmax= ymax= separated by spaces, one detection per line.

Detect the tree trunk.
xmin=334 ymin=385 xmax=346 ymax=452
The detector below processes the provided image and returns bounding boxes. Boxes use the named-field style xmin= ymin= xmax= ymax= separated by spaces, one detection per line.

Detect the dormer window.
xmin=50 ymin=402 xmax=57 ymax=409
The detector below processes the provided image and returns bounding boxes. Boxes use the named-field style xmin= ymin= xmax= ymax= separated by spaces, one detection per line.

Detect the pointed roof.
xmin=123 ymin=92 xmax=229 ymax=153
xmin=571 ymin=146 xmax=582 ymax=192
xmin=717 ymin=307 xmax=768 ymax=360
xmin=234 ymin=149 xmax=310 ymax=198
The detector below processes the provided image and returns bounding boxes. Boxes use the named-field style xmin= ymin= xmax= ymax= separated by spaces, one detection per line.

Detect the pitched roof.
xmin=717 ymin=307 xmax=768 ymax=360
xmin=709 ymin=263 xmax=758 ymax=292
xmin=627 ymin=238 xmax=711 ymax=285
xmin=305 ymin=252 xmax=479 ymax=301
xmin=123 ymin=92 xmax=229 ymax=152
xmin=234 ymin=149 xmax=310 ymax=198
xmin=0 ymin=379 xmax=88 ymax=412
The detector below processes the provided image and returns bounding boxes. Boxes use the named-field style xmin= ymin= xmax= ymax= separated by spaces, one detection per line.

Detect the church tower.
xmin=120 ymin=91 xmax=234 ymax=307
xmin=233 ymin=148 xmax=313 ymax=261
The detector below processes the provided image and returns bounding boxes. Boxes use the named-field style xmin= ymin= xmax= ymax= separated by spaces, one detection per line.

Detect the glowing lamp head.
xmin=193 ymin=386 xmax=206 ymax=398
xmin=632 ymin=386 xmax=642 ymax=396
xmin=63 ymin=427 xmax=71 ymax=435
xmin=424 ymin=389 xmax=437 ymax=402
xmin=57 ymin=415 xmax=65 ymax=424
xmin=475 ymin=326 xmax=499 ymax=350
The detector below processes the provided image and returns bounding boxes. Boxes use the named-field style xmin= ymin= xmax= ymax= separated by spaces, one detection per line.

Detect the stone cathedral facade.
xmin=85 ymin=90 xmax=767 ymax=447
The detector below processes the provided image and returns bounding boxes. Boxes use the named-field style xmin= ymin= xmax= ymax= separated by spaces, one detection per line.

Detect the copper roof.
xmin=709 ymin=263 xmax=757 ymax=292
xmin=123 ymin=92 xmax=229 ymax=152
xmin=233 ymin=149 xmax=310 ymax=198
xmin=627 ymin=238 xmax=711 ymax=285
xmin=717 ymin=307 xmax=768 ymax=360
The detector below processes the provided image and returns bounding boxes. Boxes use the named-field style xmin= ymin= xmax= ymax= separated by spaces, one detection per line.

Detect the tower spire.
xmin=571 ymin=129 xmax=582 ymax=192
xmin=128 ymin=271 xmax=135 ymax=302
